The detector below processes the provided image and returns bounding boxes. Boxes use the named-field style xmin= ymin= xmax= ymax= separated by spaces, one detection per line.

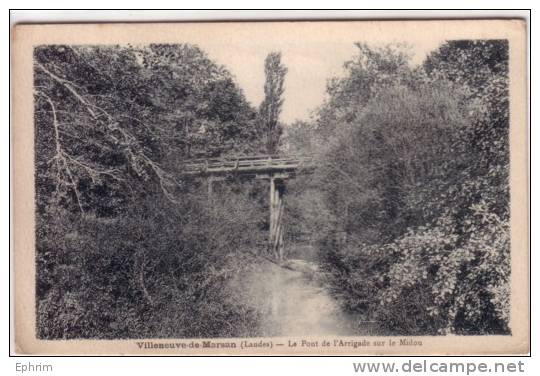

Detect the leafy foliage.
xmin=259 ymin=52 xmax=288 ymax=154
xmin=35 ymin=40 xmax=511 ymax=338
xmin=292 ymin=40 xmax=511 ymax=335
xmin=35 ymin=44 xmax=266 ymax=339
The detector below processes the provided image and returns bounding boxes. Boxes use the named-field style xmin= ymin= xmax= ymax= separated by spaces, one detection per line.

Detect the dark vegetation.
xmin=35 ymin=40 xmax=510 ymax=338
xmin=285 ymin=40 xmax=510 ymax=335
xmin=35 ymin=44 xmax=268 ymax=338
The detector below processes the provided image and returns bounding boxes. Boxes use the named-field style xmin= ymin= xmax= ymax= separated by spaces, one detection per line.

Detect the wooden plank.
xmin=181 ymin=154 xmax=315 ymax=178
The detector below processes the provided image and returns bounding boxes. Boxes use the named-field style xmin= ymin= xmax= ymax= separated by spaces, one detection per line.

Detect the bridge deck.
xmin=183 ymin=154 xmax=314 ymax=177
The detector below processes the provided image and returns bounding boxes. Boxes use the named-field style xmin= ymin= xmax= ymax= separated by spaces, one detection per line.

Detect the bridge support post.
xmin=269 ymin=176 xmax=285 ymax=262
xmin=207 ymin=177 xmax=214 ymax=197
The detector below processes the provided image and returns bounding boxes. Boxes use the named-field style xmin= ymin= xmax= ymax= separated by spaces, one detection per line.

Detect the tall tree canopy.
xmin=286 ymin=40 xmax=510 ymax=335
xmin=259 ymin=52 xmax=287 ymax=154
xmin=35 ymin=44 xmax=267 ymax=339
xmin=34 ymin=44 xmax=260 ymax=216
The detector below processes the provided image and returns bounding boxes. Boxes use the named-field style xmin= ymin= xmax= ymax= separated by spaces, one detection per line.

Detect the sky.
xmin=196 ymin=38 xmax=444 ymax=123
xmin=26 ymin=20 xmax=511 ymax=124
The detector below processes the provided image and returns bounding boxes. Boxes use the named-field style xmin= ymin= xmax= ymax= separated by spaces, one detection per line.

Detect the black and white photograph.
xmin=11 ymin=19 xmax=528 ymax=355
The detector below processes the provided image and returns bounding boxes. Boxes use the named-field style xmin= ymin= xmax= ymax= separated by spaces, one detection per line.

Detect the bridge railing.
xmin=182 ymin=154 xmax=314 ymax=175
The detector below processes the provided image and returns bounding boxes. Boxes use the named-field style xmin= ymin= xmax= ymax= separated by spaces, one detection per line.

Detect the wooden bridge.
xmin=183 ymin=154 xmax=314 ymax=179
xmin=183 ymin=154 xmax=314 ymax=262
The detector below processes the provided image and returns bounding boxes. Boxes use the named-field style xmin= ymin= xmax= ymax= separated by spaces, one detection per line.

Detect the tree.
xmin=141 ymin=44 xmax=260 ymax=160
xmin=423 ymin=40 xmax=510 ymax=218
xmin=34 ymin=44 xmax=268 ymax=339
xmin=259 ymin=52 xmax=287 ymax=154
xmin=282 ymin=120 xmax=317 ymax=155
xmin=301 ymin=41 xmax=510 ymax=335
xmin=315 ymin=43 xmax=413 ymax=142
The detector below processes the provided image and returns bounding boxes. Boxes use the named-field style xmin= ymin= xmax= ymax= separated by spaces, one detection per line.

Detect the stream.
xmin=240 ymin=258 xmax=356 ymax=336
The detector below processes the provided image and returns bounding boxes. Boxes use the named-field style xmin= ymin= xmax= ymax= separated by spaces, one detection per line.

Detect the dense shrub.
xmin=296 ymin=41 xmax=510 ymax=335
xmin=37 ymin=186 xmax=266 ymax=339
xmin=34 ymin=45 xmax=267 ymax=338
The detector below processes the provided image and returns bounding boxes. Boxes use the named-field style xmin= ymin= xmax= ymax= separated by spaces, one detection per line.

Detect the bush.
xmin=36 ymin=186 xmax=267 ymax=339
xmin=303 ymin=41 xmax=510 ymax=335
